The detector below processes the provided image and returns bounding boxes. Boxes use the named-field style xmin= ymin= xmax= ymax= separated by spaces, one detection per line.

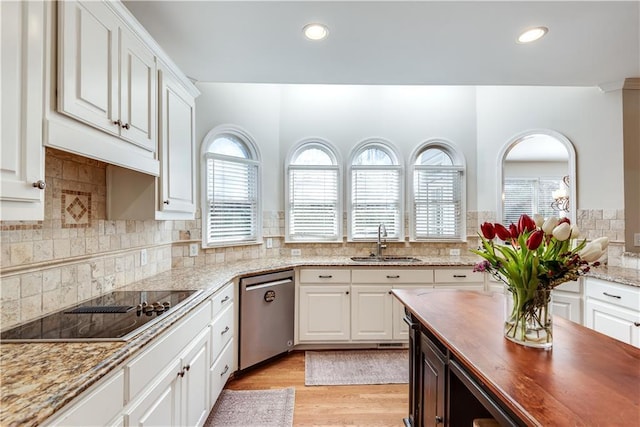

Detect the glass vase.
xmin=504 ymin=285 xmax=553 ymax=349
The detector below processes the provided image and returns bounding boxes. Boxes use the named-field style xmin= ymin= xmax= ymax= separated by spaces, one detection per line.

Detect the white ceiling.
xmin=122 ymin=0 xmax=640 ymax=87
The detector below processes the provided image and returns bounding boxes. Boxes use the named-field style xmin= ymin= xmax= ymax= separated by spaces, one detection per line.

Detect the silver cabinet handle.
xmin=32 ymin=180 xmax=46 ymax=190
xmin=221 ymin=326 xmax=230 ymax=335
xmin=220 ymin=295 xmax=230 ymax=304
xmin=220 ymin=365 xmax=229 ymax=376
xmin=603 ymin=292 xmax=621 ymax=299
xmin=386 ymin=275 xmax=400 ymax=279
xmin=453 ymin=275 xmax=467 ymax=278
xmin=318 ymin=275 xmax=333 ymax=279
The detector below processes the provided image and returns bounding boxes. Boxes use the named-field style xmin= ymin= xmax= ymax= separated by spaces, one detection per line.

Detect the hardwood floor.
xmin=223 ymin=351 xmax=408 ymax=426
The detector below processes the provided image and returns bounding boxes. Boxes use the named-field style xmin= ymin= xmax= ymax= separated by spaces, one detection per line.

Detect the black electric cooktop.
xmin=0 ymin=290 xmax=201 ymax=342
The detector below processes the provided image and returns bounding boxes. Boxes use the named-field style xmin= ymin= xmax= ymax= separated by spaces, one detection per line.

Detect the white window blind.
xmin=413 ymin=166 xmax=463 ymax=239
xmin=504 ymin=178 xmax=559 ymax=225
xmin=351 ymin=168 xmax=401 ymax=239
xmin=206 ymin=156 xmax=258 ymax=244
xmin=288 ymin=166 xmax=339 ymax=240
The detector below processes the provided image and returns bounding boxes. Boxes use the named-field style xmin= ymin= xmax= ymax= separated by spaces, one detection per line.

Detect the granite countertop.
xmin=1 ymin=255 xmax=637 ymax=426
xmin=586 ymin=265 xmax=640 ymax=288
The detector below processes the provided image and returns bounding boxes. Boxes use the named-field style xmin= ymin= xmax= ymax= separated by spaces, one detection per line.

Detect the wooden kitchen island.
xmin=392 ymin=289 xmax=640 ymax=427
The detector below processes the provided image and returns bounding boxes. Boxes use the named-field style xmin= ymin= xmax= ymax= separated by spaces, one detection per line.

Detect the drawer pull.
xmin=386 ymin=275 xmax=400 ymax=279
xmin=177 ymin=369 xmax=185 ymax=378
xmin=453 ymin=275 xmax=467 ymax=278
xmin=603 ymin=292 xmax=622 ymax=299
xmin=221 ymin=326 xmax=230 ymax=335
xmin=318 ymin=275 xmax=333 ymax=279
xmin=220 ymin=295 xmax=230 ymax=304
xmin=634 ymin=322 xmax=640 ymax=327
xmin=220 ymin=365 xmax=229 ymax=376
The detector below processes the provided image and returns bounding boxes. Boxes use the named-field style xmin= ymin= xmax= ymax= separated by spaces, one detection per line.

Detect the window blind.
xmin=413 ymin=166 xmax=463 ymax=239
xmin=288 ymin=167 xmax=339 ymax=240
xmin=503 ymin=178 xmax=559 ymax=225
xmin=206 ymin=157 xmax=258 ymax=244
xmin=351 ymin=168 xmax=401 ymax=239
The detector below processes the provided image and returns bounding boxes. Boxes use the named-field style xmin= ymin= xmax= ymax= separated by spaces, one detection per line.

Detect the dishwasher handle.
xmin=244 ymin=278 xmax=293 ymax=291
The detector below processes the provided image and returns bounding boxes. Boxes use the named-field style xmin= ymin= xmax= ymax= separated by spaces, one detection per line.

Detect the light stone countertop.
xmin=0 ymin=255 xmax=637 ymax=426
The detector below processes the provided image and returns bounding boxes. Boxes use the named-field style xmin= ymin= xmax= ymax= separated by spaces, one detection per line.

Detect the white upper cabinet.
xmin=158 ymin=65 xmax=196 ymax=217
xmin=58 ymin=0 xmax=156 ymax=152
xmin=0 ymin=1 xmax=46 ymax=221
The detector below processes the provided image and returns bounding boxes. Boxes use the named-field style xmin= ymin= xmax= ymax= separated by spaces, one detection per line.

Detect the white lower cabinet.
xmin=351 ymin=285 xmax=393 ymax=340
xmin=551 ymin=280 xmax=583 ymax=324
xmin=299 ymin=284 xmax=351 ymax=341
xmin=585 ymin=278 xmax=640 ymax=348
xmin=46 ymin=369 xmax=125 ymax=426
xmin=298 ymin=267 xmax=435 ymax=344
xmin=210 ymin=339 xmax=234 ymax=406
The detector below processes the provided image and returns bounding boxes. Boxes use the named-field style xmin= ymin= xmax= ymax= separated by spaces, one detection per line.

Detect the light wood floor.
xmin=223 ymin=350 xmax=408 ymax=427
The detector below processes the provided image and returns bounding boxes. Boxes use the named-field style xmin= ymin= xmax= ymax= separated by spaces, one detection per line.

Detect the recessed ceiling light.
xmin=517 ymin=26 xmax=548 ymax=44
xmin=303 ymin=23 xmax=328 ymax=41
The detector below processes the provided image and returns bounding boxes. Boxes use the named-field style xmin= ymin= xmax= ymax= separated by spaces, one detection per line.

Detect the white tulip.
xmin=570 ymin=224 xmax=582 ymax=240
xmin=579 ymin=242 xmax=604 ymax=262
xmin=533 ymin=214 xmax=545 ymax=228
xmin=552 ymin=222 xmax=571 ymax=241
xmin=591 ymin=236 xmax=610 ymax=250
xmin=542 ymin=216 xmax=559 ymax=234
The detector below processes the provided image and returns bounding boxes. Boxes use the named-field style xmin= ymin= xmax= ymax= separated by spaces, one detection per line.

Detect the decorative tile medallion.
xmin=61 ymin=190 xmax=92 ymax=228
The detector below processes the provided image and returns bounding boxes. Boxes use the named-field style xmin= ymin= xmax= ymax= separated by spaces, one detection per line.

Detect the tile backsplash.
xmin=0 ymin=149 xmax=634 ymax=330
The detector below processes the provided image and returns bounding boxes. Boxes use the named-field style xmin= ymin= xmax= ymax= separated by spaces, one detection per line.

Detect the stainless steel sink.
xmin=350 ymin=256 xmax=422 ymax=263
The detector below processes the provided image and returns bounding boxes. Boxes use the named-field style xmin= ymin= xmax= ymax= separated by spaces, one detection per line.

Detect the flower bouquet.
xmin=472 ymin=214 xmax=607 ymax=348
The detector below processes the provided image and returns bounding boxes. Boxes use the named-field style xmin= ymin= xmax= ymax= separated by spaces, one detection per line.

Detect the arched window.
xmin=201 ymin=127 xmax=261 ymax=247
xmin=410 ymin=140 xmax=466 ymax=241
xmin=348 ymin=140 xmax=403 ymax=241
xmin=285 ymin=140 xmax=342 ymax=242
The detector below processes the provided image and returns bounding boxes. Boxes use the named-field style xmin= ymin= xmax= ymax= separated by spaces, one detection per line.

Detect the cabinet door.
xmin=552 ymin=292 xmax=582 ymax=324
xmin=420 ymin=335 xmax=446 ymax=427
xmin=351 ymin=285 xmax=393 ymax=341
xmin=58 ymin=0 xmax=119 ymax=135
xmin=181 ymin=330 xmax=210 ymax=427
xmin=299 ymin=285 xmax=350 ymax=341
xmin=585 ymin=298 xmax=640 ymax=347
xmin=0 ymin=0 xmax=46 ymax=220
xmin=119 ymin=28 xmax=156 ymax=151
xmin=125 ymin=359 xmax=181 ymax=427
xmin=158 ymin=67 xmax=195 ymax=215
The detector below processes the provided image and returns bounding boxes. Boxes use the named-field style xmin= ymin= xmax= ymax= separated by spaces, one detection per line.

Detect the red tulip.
xmin=526 ymin=230 xmax=544 ymax=250
xmin=494 ymin=223 xmax=511 ymax=241
xmin=509 ymin=223 xmax=519 ymax=239
xmin=517 ymin=214 xmax=536 ymax=234
xmin=558 ymin=217 xmax=571 ymax=225
xmin=480 ymin=222 xmax=495 ymax=239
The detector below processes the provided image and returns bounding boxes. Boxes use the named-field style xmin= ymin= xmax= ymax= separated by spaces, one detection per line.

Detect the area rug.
xmin=305 ymin=349 xmax=409 ymax=386
xmin=204 ymin=387 xmax=295 ymax=427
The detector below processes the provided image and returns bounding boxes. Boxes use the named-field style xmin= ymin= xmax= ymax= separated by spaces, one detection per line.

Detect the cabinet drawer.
xmin=211 ymin=282 xmax=234 ymax=319
xmin=555 ymin=279 xmax=582 ymax=293
xmin=434 ymin=268 xmax=478 ymax=283
xmin=299 ymin=268 xmax=351 ymax=283
xmin=586 ymin=278 xmax=640 ymax=312
xmin=127 ymin=299 xmax=212 ymax=401
xmin=352 ymin=269 xmax=433 ymax=284
xmin=210 ymin=339 xmax=234 ymax=405
xmin=210 ymin=304 xmax=234 ymax=363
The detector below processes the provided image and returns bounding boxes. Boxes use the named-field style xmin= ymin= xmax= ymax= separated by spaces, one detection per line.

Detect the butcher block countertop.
xmin=0 ymin=255 xmax=637 ymax=426
xmin=393 ymin=289 xmax=640 ymax=426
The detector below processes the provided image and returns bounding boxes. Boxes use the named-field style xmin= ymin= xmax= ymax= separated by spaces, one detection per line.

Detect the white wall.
xmin=194 ymin=84 xmax=624 ymax=218
xmin=476 ymin=86 xmax=624 ymax=212
xmin=195 ymin=83 xmax=282 ymax=211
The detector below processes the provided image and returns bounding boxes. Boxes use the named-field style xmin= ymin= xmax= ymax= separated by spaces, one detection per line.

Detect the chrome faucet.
xmin=376 ymin=223 xmax=387 ymax=258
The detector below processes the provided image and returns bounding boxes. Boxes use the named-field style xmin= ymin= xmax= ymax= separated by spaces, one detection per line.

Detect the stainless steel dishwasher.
xmin=239 ymin=269 xmax=295 ymax=370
